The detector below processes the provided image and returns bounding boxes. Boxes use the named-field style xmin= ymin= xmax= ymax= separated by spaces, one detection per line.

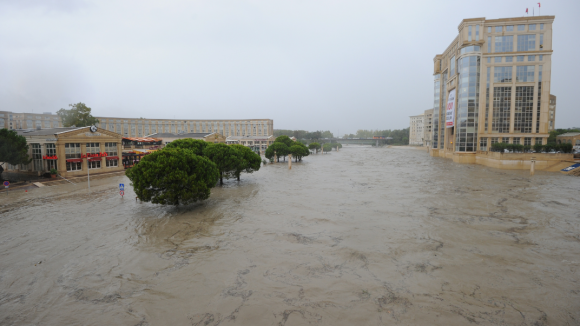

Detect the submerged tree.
xmin=203 ymin=143 xmax=240 ymax=185
xmin=56 ymin=102 xmax=100 ymax=127
xmin=230 ymin=144 xmax=262 ymax=181
xmin=165 ymin=138 xmax=209 ymax=156
xmin=126 ymin=148 xmax=219 ymax=206
xmin=289 ymin=143 xmax=310 ymax=162
xmin=268 ymin=142 xmax=289 ymax=162
xmin=308 ymin=142 xmax=320 ymax=153
xmin=0 ymin=129 xmax=32 ymax=180
xmin=322 ymin=143 xmax=333 ymax=153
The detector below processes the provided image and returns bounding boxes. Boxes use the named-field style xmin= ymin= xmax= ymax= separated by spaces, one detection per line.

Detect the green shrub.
xmin=50 ymin=168 xmax=57 ymax=175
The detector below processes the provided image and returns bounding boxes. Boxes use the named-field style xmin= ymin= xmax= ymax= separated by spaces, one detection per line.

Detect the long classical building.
xmin=0 ymin=111 xmax=274 ymax=138
xmin=430 ymin=15 xmax=556 ymax=162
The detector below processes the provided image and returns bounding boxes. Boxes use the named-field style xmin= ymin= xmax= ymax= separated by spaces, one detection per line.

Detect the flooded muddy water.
xmin=1 ymin=146 xmax=579 ymax=325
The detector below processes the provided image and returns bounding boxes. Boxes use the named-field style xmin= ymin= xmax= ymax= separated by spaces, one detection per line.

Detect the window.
xmin=475 ymin=25 xmax=479 ymax=41
xmin=66 ymin=161 xmax=82 ymax=171
xmin=106 ymin=159 xmax=118 ymax=167
xmin=65 ymin=143 xmax=81 ymax=158
xmin=524 ymin=137 xmax=532 ymax=146
xmin=492 ymin=87 xmax=512 ymax=133
xmin=529 ymin=24 xmax=536 ymax=31
xmin=502 ymin=137 xmax=510 ymax=143
xmin=505 ymin=56 xmax=513 ymax=62
xmin=539 ymin=55 xmax=543 ymax=61
xmin=86 ymin=143 xmax=100 ymax=154
xmin=494 ymin=57 xmax=502 ymax=63
xmin=105 ymin=142 xmax=118 ymax=156
xmin=517 ymin=55 xmax=524 ymax=62
xmin=516 ymin=66 xmax=535 ymax=82
xmin=89 ymin=160 xmax=101 ymax=169
xmin=540 ymin=23 xmax=544 ymax=30
xmin=494 ymin=66 xmax=512 ymax=83
xmin=514 ymin=86 xmax=534 ymax=133
xmin=487 ymin=36 xmax=491 ymax=52
xmin=517 ymin=24 xmax=525 ymax=31
xmin=513 ymin=138 xmax=521 ymax=145
xmin=494 ymin=36 xmax=513 ymax=52
xmin=491 ymin=138 xmax=498 ymax=144
xmin=487 ymin=57 xmax=491 ymax=63
xmin=487 ymin=26 xmax=491 ymax=33
xmin=32 ymin=143 xmax=43 ymax=171
xmin=449 ymin=56 xmax=455 ymax=76
xmin=517 ymin=35 xmax=536 ymax=51
xmin=540 ymin=34 xmax=544 ymax=48
xmin=46 ymin=143 xmax=57 ymax=170
xmin=506 ymin=25 xmax=514 ymax=32
xmin=480 ymin=137 xmax=488 ymax=151
xmin=495 ymin=26 xmax=502 ymax=32
xmin=528 ymin=55 xmax=535 ymax=61
xmin=468 ymin=25 xmax=472 ymax=41
xmin=535 ymin=138 xmax=542 ymax=145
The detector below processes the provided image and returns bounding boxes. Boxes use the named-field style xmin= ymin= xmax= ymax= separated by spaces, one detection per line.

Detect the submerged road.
xmin=0 ymin=146 xmax=579 ymax=325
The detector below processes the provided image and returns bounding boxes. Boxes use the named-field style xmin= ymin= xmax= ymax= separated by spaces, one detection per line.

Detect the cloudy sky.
xmin=1 ymin=0 xmax=578 ymax=135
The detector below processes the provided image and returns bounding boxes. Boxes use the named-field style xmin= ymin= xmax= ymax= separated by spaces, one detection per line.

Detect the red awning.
xmin=88 ymin=157 xmax=102 ymax=162
xmin=106 ymin=156 xmax=119 ymax=160
xmin=66 ymin=158 xmax=82 ymax=163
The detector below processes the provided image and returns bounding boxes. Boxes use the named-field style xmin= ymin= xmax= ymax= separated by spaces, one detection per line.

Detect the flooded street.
xmin=1 ymin=146 xmax=579 ymax=325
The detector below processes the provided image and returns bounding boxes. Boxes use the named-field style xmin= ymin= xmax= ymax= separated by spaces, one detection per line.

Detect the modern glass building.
xmin=430 ymin=16 xmax=556 ymax=161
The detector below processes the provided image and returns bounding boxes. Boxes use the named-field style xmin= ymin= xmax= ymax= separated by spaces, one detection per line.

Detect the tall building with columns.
xmin=430 ymin=16 xmax=555 ymax=161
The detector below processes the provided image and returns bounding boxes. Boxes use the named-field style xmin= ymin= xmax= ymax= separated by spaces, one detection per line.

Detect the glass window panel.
xmin=517 ymin=24 xmax=525 ymax=31
xmin=494 ymin=36 xmax=513 ymax=52
xmin=517 ymin=55 xmax=524 ymax=62
xmin=506 ymin=25 xmax=514 ymax=32
xmin=494 ymin=57 xmax=502 ymax=63
xmin=528 ymin=55 xmax=535 ymax=61
xmin=529 ymin=24 xmax=536 ymax=31
xmin=505 ymin=56 xmax=513 ymax=62
xmin=540 ymin=23 xmax=544 ymax=30
xmin=495 ymin=26 xmax=502 ymax=32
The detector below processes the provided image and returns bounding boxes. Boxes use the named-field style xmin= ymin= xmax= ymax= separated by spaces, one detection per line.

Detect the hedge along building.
xmin=8 ymin=126 xmax=123 ymax=178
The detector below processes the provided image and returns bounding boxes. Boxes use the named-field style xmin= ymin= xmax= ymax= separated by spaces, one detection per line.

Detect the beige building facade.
xmin=409 ymin=114 xmax=424 ymax=145
xmin=0 ymin=111 xmax=273 ymax=139
xmin=0 ymin=111 xmax=62 ymax=130
xmin=430 ymin=15 xmax=557 ymax=165
xmin=423 ymin=109 xmax=433 ymax=147
xmin=6 ymin=127 xmax=123 ymax=178
xmin=148 ymin=132 xmax=227 ymax=145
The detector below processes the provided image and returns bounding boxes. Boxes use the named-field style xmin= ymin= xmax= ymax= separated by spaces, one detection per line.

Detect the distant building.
xmin=147 ymin=132 xmax=226 ymax=145
xmin=556 ymin=132 xmax=580 ymax=149
xmin=0 ymin=111 xmax=61 ymax=130
xmin=423 ymin=109 xmax=433 ymax=147
xmin=0 ymin=111 xmax=274 ymax=139
xmin=409 ymin=114 xmax=424 ymax=145
xmin=226 ymin=135 xmax=275 ymax=153
xmin=549 ymin=95 xmax=556 ymax=131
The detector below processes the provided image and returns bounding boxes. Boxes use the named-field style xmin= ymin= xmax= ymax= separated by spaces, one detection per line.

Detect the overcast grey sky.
xmin=1 ymin=0 xmax=578 ymax=135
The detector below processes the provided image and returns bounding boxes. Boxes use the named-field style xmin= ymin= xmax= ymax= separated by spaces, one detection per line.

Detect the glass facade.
xmin=449 ymin=57 xmax=455 ymax=76
xmin=516 ymin=66 xmax=535 ymax=82
xmin=492 ymin=87 xmax=512 ymax=133
xmin=537 ymin=66 xmax=542 ymax=133
xmin=517 ymin=35 xmax=536 ymax=51
xmin=494 ymin=36 xmax=513 ymax=52
xmin=485 ymin=67 xmax=490 ymax=131
xmin=455 ymin=55 xmax=480 ymax=152
xmin=432 ymin=75 xmax=440 ymax=149
xmin=494 ymin=66 xmax=512 ymax=83
xmin=514 ymin=86 xmax=534 ymax=133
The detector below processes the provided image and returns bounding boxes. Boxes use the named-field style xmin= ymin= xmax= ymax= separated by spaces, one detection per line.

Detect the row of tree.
xmin=490 ymin=142 xmax=574 ymax=153
xmin=127 ymin=139 xmax=262 ymax=206
xmin=264 ymin=136 xmax=310 ymax=162
xmin=343 ymin=128 xmax=410 ymax=145
xmin=274 ymin=130 xmax=334 ymax=140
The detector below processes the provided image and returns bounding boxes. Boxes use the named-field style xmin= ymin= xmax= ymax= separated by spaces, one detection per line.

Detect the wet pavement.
xmin=0 ymin=146 xmax=579 ymax=325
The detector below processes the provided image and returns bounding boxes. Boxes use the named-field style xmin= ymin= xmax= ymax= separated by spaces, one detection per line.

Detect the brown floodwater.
xmin=0 ymin=146 xmax=579 ymax=326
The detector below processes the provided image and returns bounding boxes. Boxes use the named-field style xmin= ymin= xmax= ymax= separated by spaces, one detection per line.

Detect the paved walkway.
xmin=0 ymin=171 xmax=126 ymax=192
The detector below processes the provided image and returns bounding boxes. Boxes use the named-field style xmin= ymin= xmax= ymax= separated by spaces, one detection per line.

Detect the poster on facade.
xmin=445 ymin=89 xmax=456 ymax=128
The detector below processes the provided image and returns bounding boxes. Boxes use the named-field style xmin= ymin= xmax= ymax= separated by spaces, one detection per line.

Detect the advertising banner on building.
xmin=445 ymin=89 xmax=456 ymax=128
